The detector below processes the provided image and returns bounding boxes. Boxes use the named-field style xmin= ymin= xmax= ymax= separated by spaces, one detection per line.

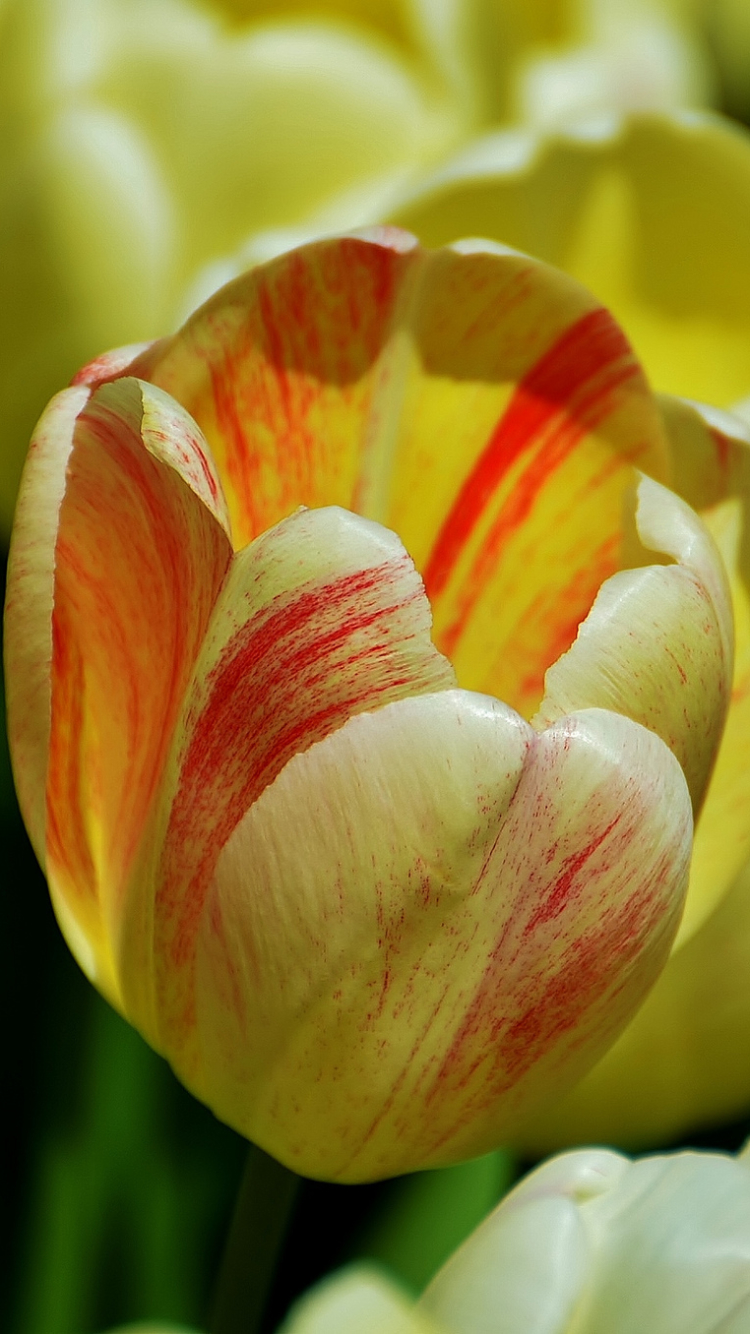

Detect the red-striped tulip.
xmin=4 ymin=230 xmax=731 ymax=1181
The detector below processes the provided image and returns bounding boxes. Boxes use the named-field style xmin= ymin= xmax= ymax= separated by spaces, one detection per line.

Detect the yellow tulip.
xmin=5 ymin=231 xmax=732 ymax=1180
xmin=382 ymin=109 xmax=750 ymax=1150
xmin=283 ymin=1142 xmax=750 ymax=1333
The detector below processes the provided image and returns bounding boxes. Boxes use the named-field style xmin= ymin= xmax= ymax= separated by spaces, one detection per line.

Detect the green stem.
xmin=210 ymin=1145 xmax=300 ymax=1334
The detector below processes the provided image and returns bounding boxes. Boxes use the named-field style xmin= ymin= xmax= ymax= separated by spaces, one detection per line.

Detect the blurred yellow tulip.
xmin=389 ymin=110 xmax=750 ymax=408
xmin=282 ymin=1142 xmax=750 ymax=1333
xmin=0 ymin=0 xmax=709 ymax=537
xmin=7 ymin=230 xmax=731 ymax=1181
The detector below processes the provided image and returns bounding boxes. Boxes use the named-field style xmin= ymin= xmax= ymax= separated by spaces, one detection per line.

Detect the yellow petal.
xmin=386 ymin=240 xmax=669 ymax=718
xmin=0 ymin=102 xmax=175 ymax=533
xmin=504 ymin=400 xmax=750 ymax=1155
xmin=132 ymin=230 xmax=424 ymax=548
xmin=43 ymin=377 xmax=231 ymax=1003
xmin=98 ymin=14 xmax=454 ymax=270
xmin=389 ymin=111 xmax=750 ymax=407
xmin=535 ymin=473 xmax=733 ymax=816
xmin=185 ymin=695 xmax=689 ymax=1181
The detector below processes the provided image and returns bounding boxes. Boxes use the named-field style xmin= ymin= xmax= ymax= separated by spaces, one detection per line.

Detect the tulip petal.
xmin=44 ymin=377 xmax=232 ymax=1001
xmin=535 ymin=473 xmax=733 ymax=817
xmin=131 ymin=506 xmax=455 ymax=1047
xmin=177 ymin=692 xmax=689 ymax=1181
xmin=388 ymin=112 xmax=750 ymax=408
xmin=134 ymin=231 xmax=669 ymax=721
xmin=422 ymin=1194 xmax=588 ymax=1334
xmin=656 ymin=394 xmax=750 ymax=945
xmin=5 ymin=384 xmax=90 ymax=864
xmin=579 ymin=1154 xmax=750 ymax=1334
xmin=282 ymin=1266 xmax=440 ymax=1334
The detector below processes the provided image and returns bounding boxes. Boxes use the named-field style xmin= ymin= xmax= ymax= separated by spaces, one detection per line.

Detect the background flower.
xmin=281 ymin=1141 xmax=750 ymax=1333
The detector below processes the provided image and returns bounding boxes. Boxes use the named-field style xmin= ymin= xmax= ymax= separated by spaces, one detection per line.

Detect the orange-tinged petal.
xmin=45 ymin=377 xmax=232 ymax=1002
xmin=181 ymin=695 xmax=689 ymax=1182
xmin=129 ymin=229 xmax=424 ymax=548
xmin=535 ymin=473 xmax=733 ymax=816
xmin=5 ymin=384 xmax=90 ymax=865
xmin=124 ymin=505 xmax=455 ymax=1047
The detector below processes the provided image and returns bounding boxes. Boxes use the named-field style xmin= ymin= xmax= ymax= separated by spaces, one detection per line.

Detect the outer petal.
xmin=535 ymin=472 xmax=733 ymax=816
xmin=42 ymin=377 xmax=231 ymax=1002
xmin=388 ymin=111 xmax=750 ymax=407
xmin=133 ymin=230 xmax=670 ymax=718
xmin=122 ymin=505 xmax=455 ymax=1046
xmin=5 ymin=384 xmax=89 ymax=866
xmin=174 ymin=691 xmax=689 ymax=1181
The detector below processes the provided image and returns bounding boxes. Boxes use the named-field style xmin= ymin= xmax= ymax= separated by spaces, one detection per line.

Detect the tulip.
xmin=382 ymin=106 xmax=750 ymax=1149
xmin=5 ymin=230 xmax=732 ymax=1181
xmin=282 ymin=1141 xmax=750 ymax=1333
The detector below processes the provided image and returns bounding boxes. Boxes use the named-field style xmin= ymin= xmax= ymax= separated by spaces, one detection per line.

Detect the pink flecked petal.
xmin=121 ymin=506 xmax=455 ymax=1045
xmin=179 ymin=695 xmax=690 ymax=1181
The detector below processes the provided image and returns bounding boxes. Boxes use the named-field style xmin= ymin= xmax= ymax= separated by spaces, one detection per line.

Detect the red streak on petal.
xmin=522 ymin=815 xmax=621 ymax=934
xmin=157 ymin=555 xmax=445 ymax=1009
xmin=423 ymin=309 xmax=640 ymax=653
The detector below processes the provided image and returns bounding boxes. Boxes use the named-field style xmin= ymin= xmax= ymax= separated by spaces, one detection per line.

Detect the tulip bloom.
xmin=284 ymin=1142 xmax=750 ymax=1333
xmin=5 ymin=231 xmax=732 ymax=1181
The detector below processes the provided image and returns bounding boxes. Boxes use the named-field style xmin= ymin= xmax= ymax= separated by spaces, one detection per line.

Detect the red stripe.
xmin=423 ymin=309 xmax=640 ymax=652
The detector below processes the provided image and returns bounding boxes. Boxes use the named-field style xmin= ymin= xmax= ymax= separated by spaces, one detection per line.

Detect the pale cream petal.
xmin=281 ymin=1267 xmax=440 ymax=1334
xmin=578 ymin=1153 xmax=750 ymax=1333
xmin=421 ymin=1194 xmax=587 ymax=1334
